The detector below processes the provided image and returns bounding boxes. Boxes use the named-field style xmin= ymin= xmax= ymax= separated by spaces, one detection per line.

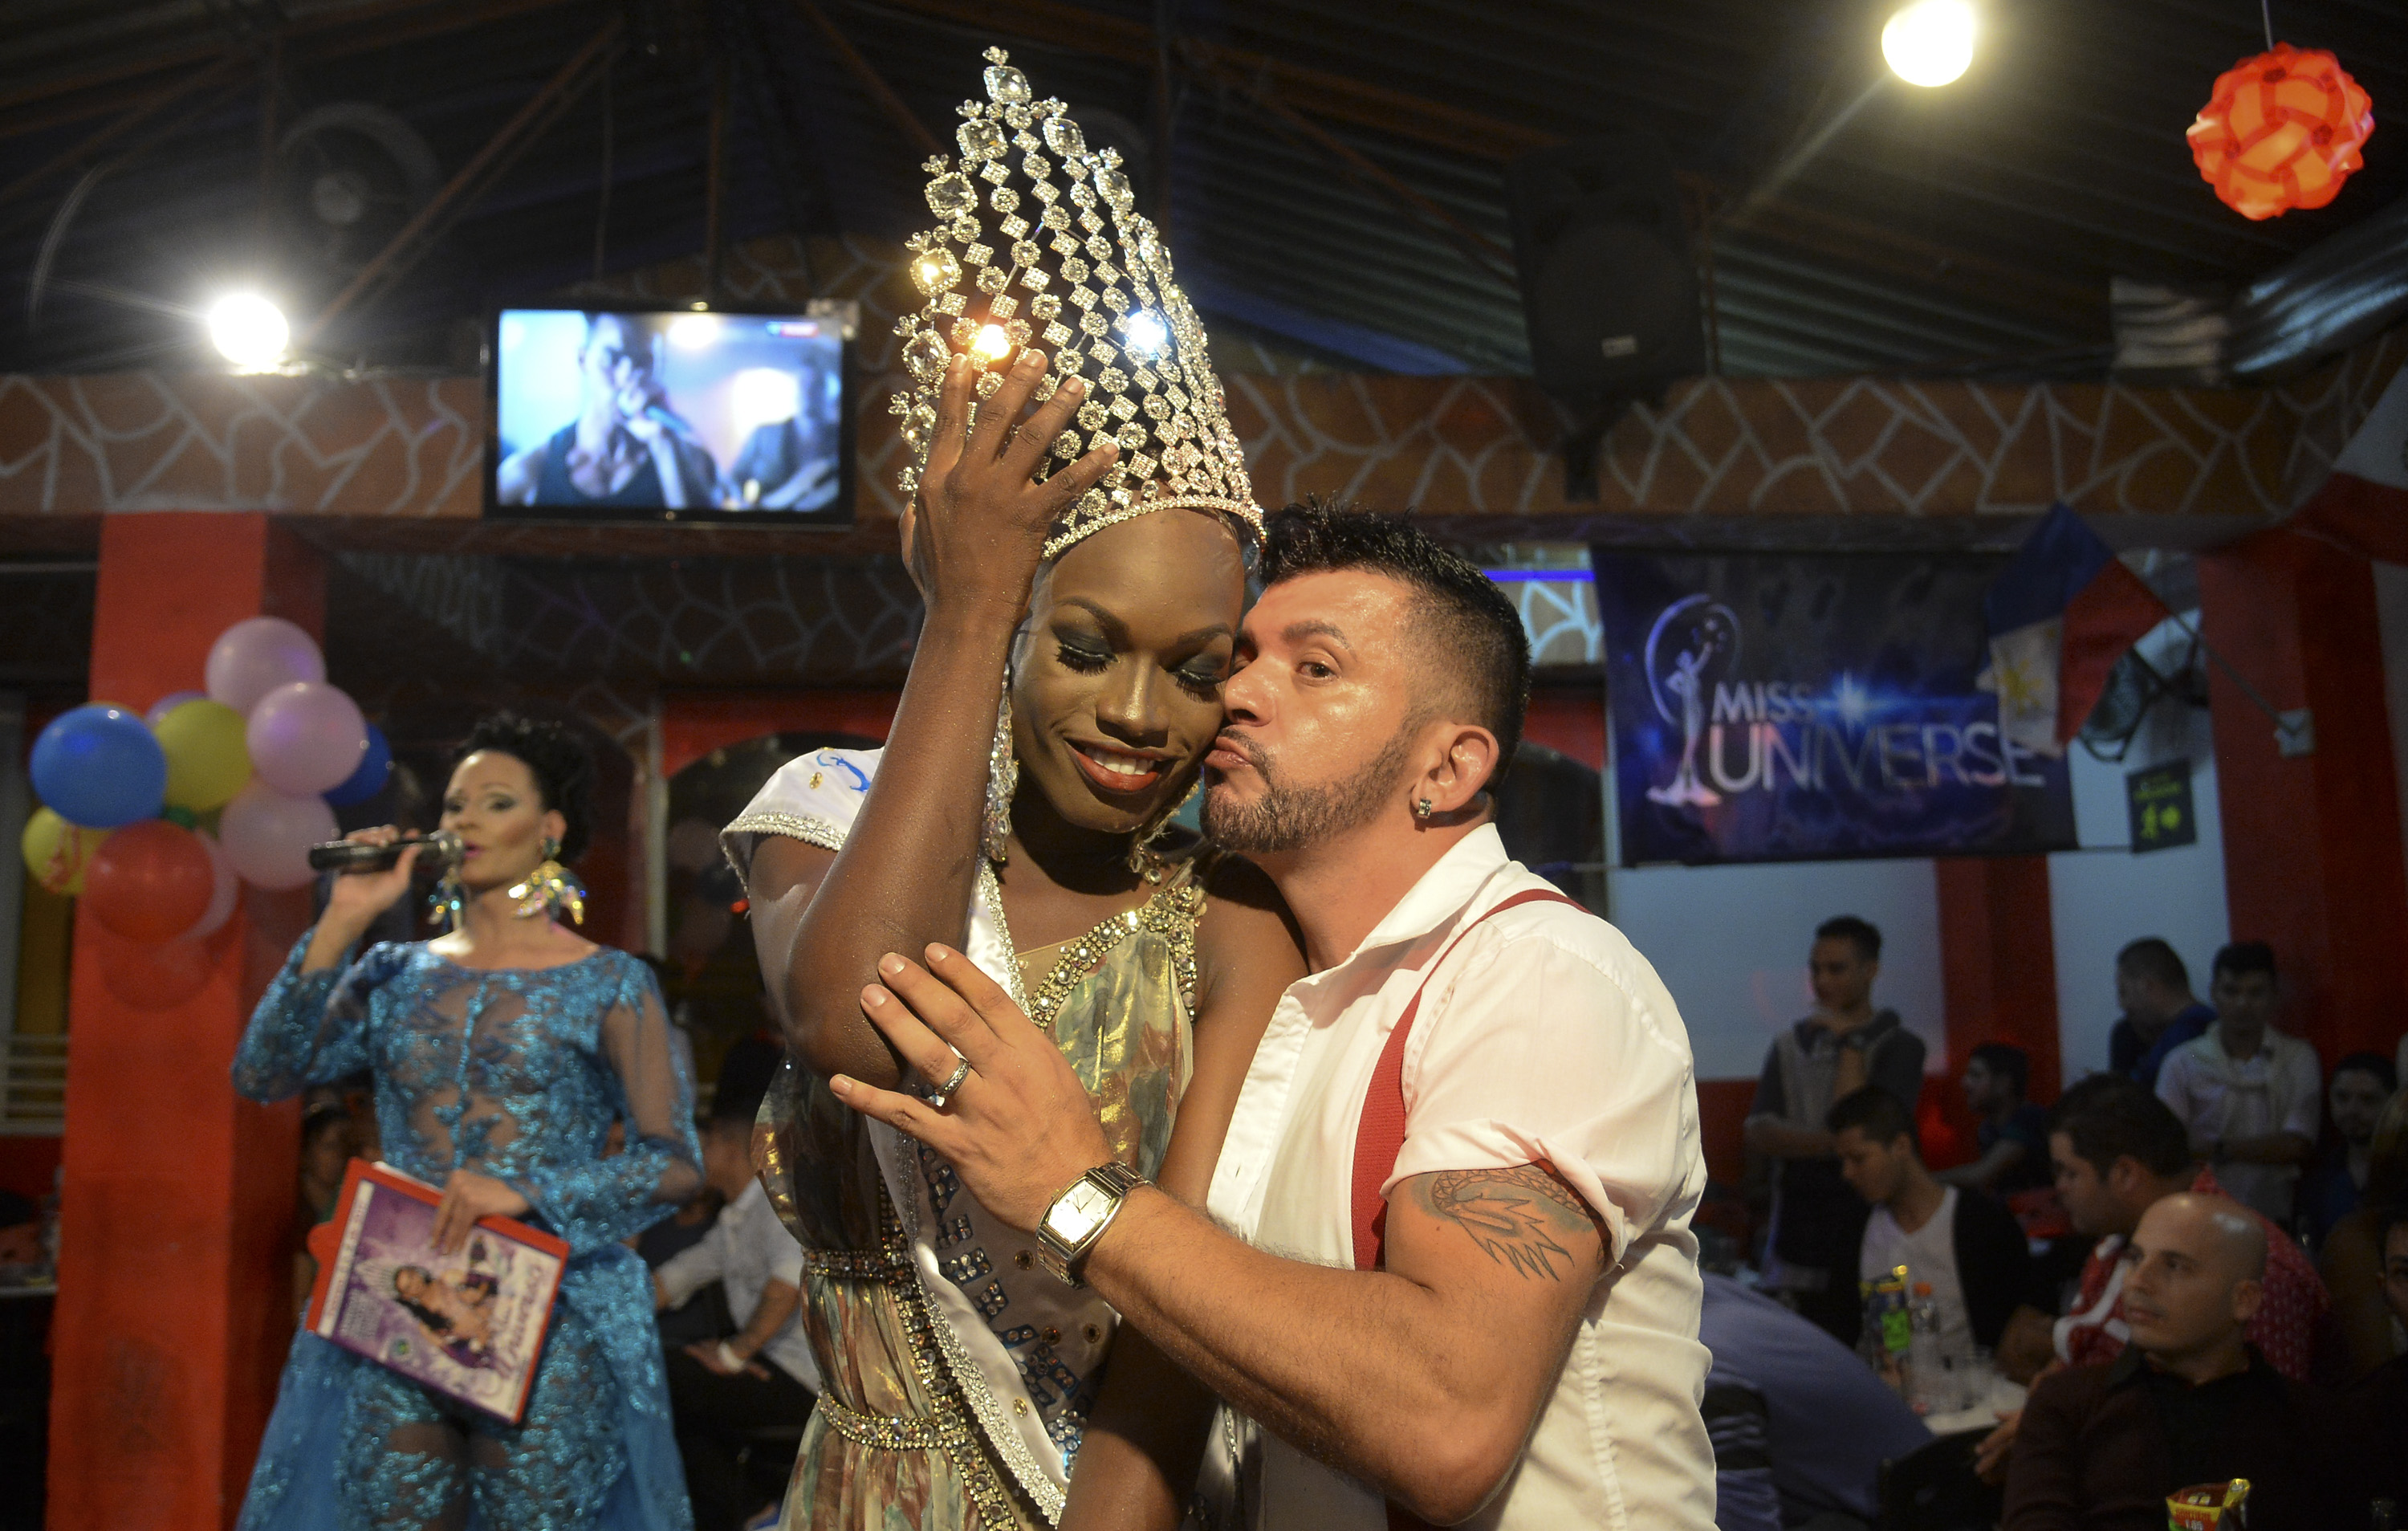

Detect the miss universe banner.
xmin=1597 ymin=552 xmax=2077 ymax=865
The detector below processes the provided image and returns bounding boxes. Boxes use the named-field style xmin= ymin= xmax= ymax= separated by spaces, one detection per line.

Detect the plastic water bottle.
xmin=1906 ymin=1283 xmax=1946 ymax=1414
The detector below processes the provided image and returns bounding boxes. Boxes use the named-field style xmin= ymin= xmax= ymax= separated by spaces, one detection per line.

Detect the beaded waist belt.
xmin=816 ymin=1393 xmax=982 ymax=1454
xmin=801 ymin=1244 xmax=915 ymax=1281
xmin=794 ymin=1215 xmax=1021 ymax=1526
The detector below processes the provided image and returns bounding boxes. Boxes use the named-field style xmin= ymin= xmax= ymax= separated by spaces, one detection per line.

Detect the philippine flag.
xmin=1981 ymin=503 xmax=2170 ymax=756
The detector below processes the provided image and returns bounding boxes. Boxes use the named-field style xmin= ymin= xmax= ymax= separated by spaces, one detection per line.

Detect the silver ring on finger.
xmin=925 ymin=1053 xmax=973 ymax=1110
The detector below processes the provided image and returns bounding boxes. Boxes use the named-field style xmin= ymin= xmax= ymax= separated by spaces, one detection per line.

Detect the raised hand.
xmin=302 ymin=826 xmax=422 ymax=972
xmin=909 ymin=349 xmax=1117 ymax=619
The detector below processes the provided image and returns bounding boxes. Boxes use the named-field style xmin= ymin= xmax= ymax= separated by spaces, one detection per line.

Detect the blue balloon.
xmin=323 ymin=722 xmax=393 ymax=808
xmin=31 ymin=704 xmax=167 ymax=829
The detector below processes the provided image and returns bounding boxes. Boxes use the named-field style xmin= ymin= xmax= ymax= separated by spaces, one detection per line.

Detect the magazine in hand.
xmin=303 ymin=1158 xmax=568 ymax=1423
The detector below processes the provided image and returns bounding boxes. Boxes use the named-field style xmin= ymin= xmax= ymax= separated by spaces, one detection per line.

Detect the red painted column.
xmin=2199 ymin=531 xmax=2408 ymax=1065
xmin=1934 ymin=857 xmax=2060 ymax=1160
xmin=49 ymin=512 xmax=322 ymax=1531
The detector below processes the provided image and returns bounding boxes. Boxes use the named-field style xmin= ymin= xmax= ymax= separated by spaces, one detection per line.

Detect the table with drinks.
xmin=1859 ymin=1262 xmax=2027 ymax=1436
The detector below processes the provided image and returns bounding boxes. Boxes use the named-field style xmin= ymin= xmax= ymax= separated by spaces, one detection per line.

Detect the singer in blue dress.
xmin=231 ymin=715 xmax=701 ymax=1531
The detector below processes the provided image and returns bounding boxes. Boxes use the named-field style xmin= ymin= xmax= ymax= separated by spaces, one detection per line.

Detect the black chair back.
xmin=1878 ymin=1430 xmax=2003 ymax=1531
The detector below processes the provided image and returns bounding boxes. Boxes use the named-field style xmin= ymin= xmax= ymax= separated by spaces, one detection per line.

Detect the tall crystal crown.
xmin=890 ymin=47 xmax=1260 ymax=560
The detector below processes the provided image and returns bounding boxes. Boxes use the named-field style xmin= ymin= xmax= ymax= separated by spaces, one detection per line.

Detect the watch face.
xmin=1046 ymin=1182 xmax=1110 ymax=1245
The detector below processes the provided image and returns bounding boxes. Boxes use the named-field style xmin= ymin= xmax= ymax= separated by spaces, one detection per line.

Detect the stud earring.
xmin=1413 ymin=797 xmax=1434 ymax=821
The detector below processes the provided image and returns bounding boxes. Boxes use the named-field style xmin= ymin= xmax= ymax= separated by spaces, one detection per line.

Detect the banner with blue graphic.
xmin=1597 ymin=552 xmax=2077 ymax=865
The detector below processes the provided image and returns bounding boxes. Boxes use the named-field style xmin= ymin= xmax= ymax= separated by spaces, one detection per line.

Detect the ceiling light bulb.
xmin=1882 ymin=0 xmax=1976 ymax=88
xmin=207 ymin=293 xmax=289 ymax=368
xmin=972 ymin=324 xmax=1013 ymax=361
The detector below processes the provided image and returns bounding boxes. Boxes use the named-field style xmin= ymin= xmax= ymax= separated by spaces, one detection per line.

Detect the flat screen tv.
xmin=487 ymin=306 xmax=852 ymax=525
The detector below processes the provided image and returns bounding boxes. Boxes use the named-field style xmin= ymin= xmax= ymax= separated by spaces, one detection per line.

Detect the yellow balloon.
xmin=154 ymin=698 xmax=253 ymax=812
xmin=21 ymin=806 xmax=107 ymax=896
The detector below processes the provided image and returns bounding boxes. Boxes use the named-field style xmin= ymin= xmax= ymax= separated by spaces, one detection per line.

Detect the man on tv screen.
xmin=730 ymin=384 xmax=840 ymax=511
xmin=497 ymin=312 xmax=722 ymax=509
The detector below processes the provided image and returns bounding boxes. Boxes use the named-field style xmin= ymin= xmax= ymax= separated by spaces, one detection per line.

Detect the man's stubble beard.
xmin=1202 ymin=720 xmax=1418 ymax=855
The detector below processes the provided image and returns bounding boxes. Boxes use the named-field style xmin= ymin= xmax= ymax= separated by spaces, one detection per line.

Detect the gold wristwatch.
xmin=1035 ymin=1162 xmax=1146 ymax=1287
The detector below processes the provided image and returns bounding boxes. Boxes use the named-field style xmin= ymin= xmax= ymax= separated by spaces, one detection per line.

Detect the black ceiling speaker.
xmin=1505 ymin=135 xmax=1705 ymax=398
xmin=277 ymin=103 xmax=441 ymax=275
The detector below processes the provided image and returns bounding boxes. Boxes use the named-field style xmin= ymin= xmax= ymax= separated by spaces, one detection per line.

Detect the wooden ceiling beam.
xmin=856 ymin=0 xmax=1553 ymax=160
xmin=862 ymin=0 xmax=2097 ymax=337
xmin=0 ymin=0 xmax=581 ymax=137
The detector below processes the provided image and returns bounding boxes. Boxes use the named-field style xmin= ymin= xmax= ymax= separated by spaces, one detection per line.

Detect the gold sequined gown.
xmin=725 ymin=747 xmax=1206 ymax=1529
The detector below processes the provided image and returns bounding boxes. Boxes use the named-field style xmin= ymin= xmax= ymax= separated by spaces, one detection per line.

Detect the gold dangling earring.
xmin=429 ymin=865 xmax=466 ymax=933
xmin=1124 ymin=778 xmax=1194 ymax=880
xmin=982 ymin=686 xmax=1018 ymax=865
xmin=507 ymin=836 xmax=586 ymax=926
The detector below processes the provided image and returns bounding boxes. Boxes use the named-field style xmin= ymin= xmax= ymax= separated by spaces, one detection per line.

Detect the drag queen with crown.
xmin=722 ymin=49 xmax=1304 ymax=1529
xmin=233 ymin=714 xmax=699 ymax=1530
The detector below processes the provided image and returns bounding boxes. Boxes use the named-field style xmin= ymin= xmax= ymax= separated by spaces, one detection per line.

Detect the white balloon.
xmin=187 ymin=829 xmax=240 ymax=939
xmin=205 ymin=617 xmax=325 ymax=718
xmin=218 ymin=781 xmax=338 ymax=891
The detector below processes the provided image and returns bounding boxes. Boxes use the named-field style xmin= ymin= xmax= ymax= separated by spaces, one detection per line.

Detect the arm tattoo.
xmin=1411 ymin=1163 xmax=1601 ymax=1282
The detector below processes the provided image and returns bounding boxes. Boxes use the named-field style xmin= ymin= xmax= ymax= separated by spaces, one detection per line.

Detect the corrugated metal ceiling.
xmin=2 ymin=0 xmax=2403 ymax=379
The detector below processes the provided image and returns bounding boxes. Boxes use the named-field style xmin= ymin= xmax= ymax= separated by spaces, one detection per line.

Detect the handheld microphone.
xmin=641 ymin=404 xmax=703 ymax=444
xmin=306 ymin=831 xmax=464 ymax=874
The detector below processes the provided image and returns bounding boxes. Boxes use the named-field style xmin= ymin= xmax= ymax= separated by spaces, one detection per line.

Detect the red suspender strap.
xmin=1348 ymin=887 xmax=1584 ymax=1277
xmin=1348 ymin=886 xmax=1580 ymax=1531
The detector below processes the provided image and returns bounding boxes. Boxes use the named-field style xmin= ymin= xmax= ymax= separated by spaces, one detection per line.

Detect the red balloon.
xmin=84 ymin=820 xmax=216 ymax=942
xmin=94 ymin=922 xmax=231 ymax=1009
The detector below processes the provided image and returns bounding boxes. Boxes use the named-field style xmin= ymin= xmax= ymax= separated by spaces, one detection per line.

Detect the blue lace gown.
xmin=231 ymin=939 xmax=702 ymax=1531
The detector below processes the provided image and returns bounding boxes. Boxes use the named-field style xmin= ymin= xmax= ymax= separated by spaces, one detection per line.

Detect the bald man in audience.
xmin=2003 ymin=1195 xmax=2345 ymax=1530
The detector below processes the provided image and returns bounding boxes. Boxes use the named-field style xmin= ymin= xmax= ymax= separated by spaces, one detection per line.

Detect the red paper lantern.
xmin=2187 ymin=43 xmax=2374 ymax=221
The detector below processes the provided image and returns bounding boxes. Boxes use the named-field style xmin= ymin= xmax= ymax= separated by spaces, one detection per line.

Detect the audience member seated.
xmin=2154 ymin=941 xmax=2321 ymax=1226
xmin=1698 ymin=1272 xmax=1931 ymax=1531
xmin=2109 ymin=938 xmax=2213 ymax=1090
xmin=2321 ymin=1088 xmax=2408 ymax=1381
xmin=2299 ymin=1050 xmax=2396 ymax=1249
xmin=2342 ymin=1200 xmax=2408 ymax=1513
xmin=293 ymin=1094 xmax=360 ymax=1313
xmin=2002 ymin=1194 xmax=2346 ymax=1530
xmin=1747 ymin=915 xmax=1926 ymax=1341
xmin=1831 ymin=1086 xmax=2037 ymax=1355
xmin=1973 ymin=1077 xmax=2327 ymax=1481
xmin=1938 ymin=1043 xmax=2053 ymax=1198
xmin=654 ymin=1092 xmax=818 ymax=1531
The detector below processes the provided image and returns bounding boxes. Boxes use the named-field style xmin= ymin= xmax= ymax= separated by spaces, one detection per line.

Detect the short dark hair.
xmin=1969 ymin=1042 xmax=2031 ymax=1098
xmin=455 ymin=713 xmax=597 ymax=861
xmin=1814 ymin=915 xmax=1881 ymax=963
xmin=2335 ymin=1051 xmax=2399 ymax=1095
xmin=2377 ymin=1200 xmax=2408 ymax=1260
xmin=1256 ymin=500 xmax=1530 ymax=788
xmin=2047 ymin=1075 xmax=2190 ymax=1179
xmin=1828 ymin=1085 xmax=1919 ymax=1154
xmin=2117 ymin=937 xmax=2189 ymax=992
xmin=2211 ymin=940 xmax=2277 ymax=983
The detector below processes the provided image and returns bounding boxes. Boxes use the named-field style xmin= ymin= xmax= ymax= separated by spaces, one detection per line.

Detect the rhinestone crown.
xmin=891 ymin=47 xmax=1261 ymax=560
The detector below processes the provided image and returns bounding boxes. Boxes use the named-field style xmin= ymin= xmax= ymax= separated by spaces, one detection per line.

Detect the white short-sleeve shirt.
xmin=2154 ymin=1023 xmax=2321 ymax=1224
xmin=653 ymin=1179 xmax=822 ymax=1390
xmin=1204 ymin=825 xmax=1714 ymax=1531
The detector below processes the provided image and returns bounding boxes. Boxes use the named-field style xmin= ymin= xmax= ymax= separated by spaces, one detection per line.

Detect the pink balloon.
xmin=218 ymin=781 xmax=338 ymax=890
xmin=144 ymin=690 xmax=205 ymax=729
xmin=246 ymin=681 xmax=368 ymax=796
xmin=206 ymin=617 xmax=324 ymax=716
xmin=188 ymin=829 xmax=239 ymax=939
